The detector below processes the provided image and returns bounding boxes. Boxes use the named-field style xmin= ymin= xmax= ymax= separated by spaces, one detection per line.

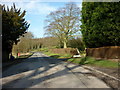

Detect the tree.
xmin=68 ymin=37 xmax=85 ymax=51
xmin=45 ymin=3 xmax=81 ymax=48
xmin=12 ymin=32 xmax=34 ymax=55
xmin=2 ymin=4 xmax=30 ymax=61
xmin=40 ymin=37 xmax=59 ymax=48
xmin=81 ymin=2 xmax=120 ymax=48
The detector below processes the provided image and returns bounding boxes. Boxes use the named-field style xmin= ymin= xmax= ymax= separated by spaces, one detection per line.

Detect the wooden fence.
xmin=50 ymin=48 xmax=79 ymax=55
xmin=86 ymin=46 xmax=120 ymax=61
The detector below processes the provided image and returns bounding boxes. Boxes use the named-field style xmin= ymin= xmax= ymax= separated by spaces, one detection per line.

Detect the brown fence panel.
xmin=86 ymin=46 xmax=120 ymax=60
xmin=50 ymin=48 xmax=79 ymax=55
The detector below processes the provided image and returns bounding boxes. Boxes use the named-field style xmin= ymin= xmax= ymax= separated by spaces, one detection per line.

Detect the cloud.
xmin=1 ymin=0 xmax=56 ymax=15
xmin=24 ymin=2 xmax=56 ymax=15
xmin=1 ymin=0 xmax=83 ymax=15
xmin=1 ymin=0 xmax=83 ymax=2
xmin=1 ymin=0 xmax=28 ymax=2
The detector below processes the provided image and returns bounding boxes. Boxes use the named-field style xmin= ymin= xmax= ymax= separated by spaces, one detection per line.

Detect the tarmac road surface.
xmin=2 ymin=52 xmax=111 ymax=88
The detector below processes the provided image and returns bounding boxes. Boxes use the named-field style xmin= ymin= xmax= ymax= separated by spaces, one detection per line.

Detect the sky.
xmin=1 ymin=0 xmax=82 ymax=38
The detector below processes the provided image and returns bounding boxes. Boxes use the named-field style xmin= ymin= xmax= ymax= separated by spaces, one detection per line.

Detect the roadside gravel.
xmin=82 ymin=65 xmax=119 ymax=89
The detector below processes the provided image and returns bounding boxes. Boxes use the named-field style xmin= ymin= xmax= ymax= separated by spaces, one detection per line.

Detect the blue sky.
xmin=1 ymin=0 xmax=82 ymax=38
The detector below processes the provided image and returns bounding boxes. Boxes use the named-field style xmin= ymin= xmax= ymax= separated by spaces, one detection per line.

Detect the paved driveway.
xmin=2 ymin=52 xmax=110 ymax=88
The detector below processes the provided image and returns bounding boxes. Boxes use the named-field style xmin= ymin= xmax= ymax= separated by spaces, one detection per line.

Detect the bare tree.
xmin=12 ymin=32 xmax=34 ymax=55
xmin=44 ymin=3 xmax=81 ymax=48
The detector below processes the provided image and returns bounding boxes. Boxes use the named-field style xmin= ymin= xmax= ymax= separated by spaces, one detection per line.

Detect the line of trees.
xmin=2 ymin=4 xmax=30 ymax=61
xmin=12 ymin=35 xmax=59 ymax=55
xmin=12 ymin=34 xmax=85 ymax=55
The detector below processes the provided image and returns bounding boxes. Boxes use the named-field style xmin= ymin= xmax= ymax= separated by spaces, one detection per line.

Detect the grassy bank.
xmin=44 ymin=51 xmax=118 ymax=68
xmin=44 ymin=51 xmax=72 ymax=58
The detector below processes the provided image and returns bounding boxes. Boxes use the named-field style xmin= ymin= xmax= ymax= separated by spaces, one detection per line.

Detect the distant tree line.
xmin=12 ymin=34 xmax=59 ymax=55
xmin=12 ymin=33 xmax=85 ymax=55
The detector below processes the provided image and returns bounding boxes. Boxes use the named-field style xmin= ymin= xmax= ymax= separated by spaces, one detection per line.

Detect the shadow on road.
xmin=2 ymin=55 xmax=87 ymax=88
xmin=2 ymin=57 xmax=61 ymax=77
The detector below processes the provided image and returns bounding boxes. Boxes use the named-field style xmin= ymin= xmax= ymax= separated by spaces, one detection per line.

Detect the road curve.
xmin=2 ymin=52 xmax=110 ymax=88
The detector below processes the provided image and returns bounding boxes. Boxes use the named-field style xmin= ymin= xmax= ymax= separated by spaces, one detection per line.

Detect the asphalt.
xmin=2 ymin=52 xmax=111 ymax=88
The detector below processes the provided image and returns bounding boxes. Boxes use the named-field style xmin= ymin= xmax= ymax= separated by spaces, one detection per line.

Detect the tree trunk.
xmin=63 ymin=41 xmax=67 ymax=48
xmin=2 ymin=51 xmax=10 ymax=62
xmin=2 ymin=41 xmax=13 ymax=62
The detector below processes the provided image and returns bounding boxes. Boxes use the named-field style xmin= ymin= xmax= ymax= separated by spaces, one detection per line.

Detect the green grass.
xmin=67 ymin=57 xmax=118 ymax=68
xmin=44 ymin=51 xmax=118 ymax=68
xmin=44 ymin=51 xmax=72 ymax=59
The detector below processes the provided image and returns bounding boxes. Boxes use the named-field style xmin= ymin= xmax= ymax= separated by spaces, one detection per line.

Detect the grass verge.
xmin=44 ymin=51 xmax=118 ymax=68
xmin=68 ymin=57 xmax=118 ymax=68
xmin=44 ymin=51 xmax=72 ymax=59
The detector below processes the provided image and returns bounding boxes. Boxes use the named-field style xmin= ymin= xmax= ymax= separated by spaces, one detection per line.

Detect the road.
xmin=2 ymin=52 xmax=111 ymax=88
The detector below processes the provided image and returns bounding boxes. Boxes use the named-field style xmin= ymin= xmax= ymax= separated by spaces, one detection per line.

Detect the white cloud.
xmin=2 ymin=0 xmax=117 ymax=2
xmin=1 ymin=0 xmax=29 ymax=2
xmin=1 ymin=0 xmax=83 ymax=2
xmin=1 ymin=0 xmax=83 ymax=15
xmin=1 ymin=0 xmax=56 ymax=15
xmin=24 ymin=2 xmax=56 ymax=15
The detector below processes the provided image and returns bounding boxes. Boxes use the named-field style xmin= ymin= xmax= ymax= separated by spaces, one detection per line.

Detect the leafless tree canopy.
xmin=44 ymin=3 xmax=81 ymax=48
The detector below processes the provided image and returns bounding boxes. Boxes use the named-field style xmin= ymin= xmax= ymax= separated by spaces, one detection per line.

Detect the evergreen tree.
xmin=81 ymin=2 xmax=120 ymax=48
xmin=2 ymin=4 xmax=30 ymax=61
